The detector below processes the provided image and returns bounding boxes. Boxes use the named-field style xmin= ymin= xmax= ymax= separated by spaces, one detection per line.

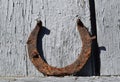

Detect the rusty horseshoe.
xmin=27 ymin=19 xmax=95 ymax=76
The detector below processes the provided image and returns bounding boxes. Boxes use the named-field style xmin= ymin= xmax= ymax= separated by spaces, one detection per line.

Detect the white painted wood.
xmin=95 ymin=0 xmax=120 ymax=75
xmin=0 ymin=0 xmax=91 ymax=76
xmin=0 ymin=0 xmax=27 ymax=76
xmin=0 ymin=76 xmax=120 ymax=82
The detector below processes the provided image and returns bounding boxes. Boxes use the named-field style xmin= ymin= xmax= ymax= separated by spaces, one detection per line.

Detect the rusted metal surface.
xmin=27 ymin=19 xmax=95 ymax=76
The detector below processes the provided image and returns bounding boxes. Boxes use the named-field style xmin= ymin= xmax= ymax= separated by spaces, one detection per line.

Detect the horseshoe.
xmin=27 ymin=19 xmax=95 ymax=76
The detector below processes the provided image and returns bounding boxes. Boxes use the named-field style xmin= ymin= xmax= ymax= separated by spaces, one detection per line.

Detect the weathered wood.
xmin=0 ymin=0 xmax=92 ymax=76
xmin=0 ymin=77 xmax=120 ymax=82
xmin=95 ymin=0 xmax=120 ymax=75
xmin=0 ymin=0 xmax=27 ymax=76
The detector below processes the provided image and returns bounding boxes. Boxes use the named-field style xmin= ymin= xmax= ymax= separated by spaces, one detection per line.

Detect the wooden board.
xmin=1 ymin=77 xmax=120 ymax=82
xmin=95 ymin=0 xmax=120 ymax=75
xmin=0 ymin=0 xmax=27 ymax=76
xmin=0 ymin=0 xmax=92 ymax=76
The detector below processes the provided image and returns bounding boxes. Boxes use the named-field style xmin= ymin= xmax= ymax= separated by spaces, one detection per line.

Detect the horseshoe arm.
xmin=27 ymin=19 xmax=95 ymax=76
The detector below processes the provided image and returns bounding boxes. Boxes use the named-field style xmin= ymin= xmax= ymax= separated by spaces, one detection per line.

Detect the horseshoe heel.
xmin=27 ymin=19 xmax=95 ymax=76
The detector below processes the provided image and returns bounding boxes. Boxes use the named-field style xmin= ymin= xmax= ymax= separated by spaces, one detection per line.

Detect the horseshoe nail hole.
xmin=32 ymin=54 xmax=39 ymax=58
xmin=27 ymin=40 xmax=32 ymax=44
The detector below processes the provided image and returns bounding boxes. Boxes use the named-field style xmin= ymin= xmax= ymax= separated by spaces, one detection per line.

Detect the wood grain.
xmin=0 ymin=0 xmax=27 ymax=76
xmin=95 ymin=0 xmax=120 ymax=75
xmin=0 ymin=0 xmax=92 ymax=76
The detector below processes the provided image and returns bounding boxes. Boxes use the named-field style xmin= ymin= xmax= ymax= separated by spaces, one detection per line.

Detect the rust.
xmin=27 ymin=19 xmax=95 ymax=76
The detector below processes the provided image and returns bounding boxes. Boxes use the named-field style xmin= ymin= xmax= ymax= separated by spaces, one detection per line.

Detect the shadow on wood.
xmin=89 ymin=0 xmax=100 ymax=76
xmin=89 ymin=0 xmax=106 ymax=76
xmin=37 ymin=26 xmax=50 ymax=63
